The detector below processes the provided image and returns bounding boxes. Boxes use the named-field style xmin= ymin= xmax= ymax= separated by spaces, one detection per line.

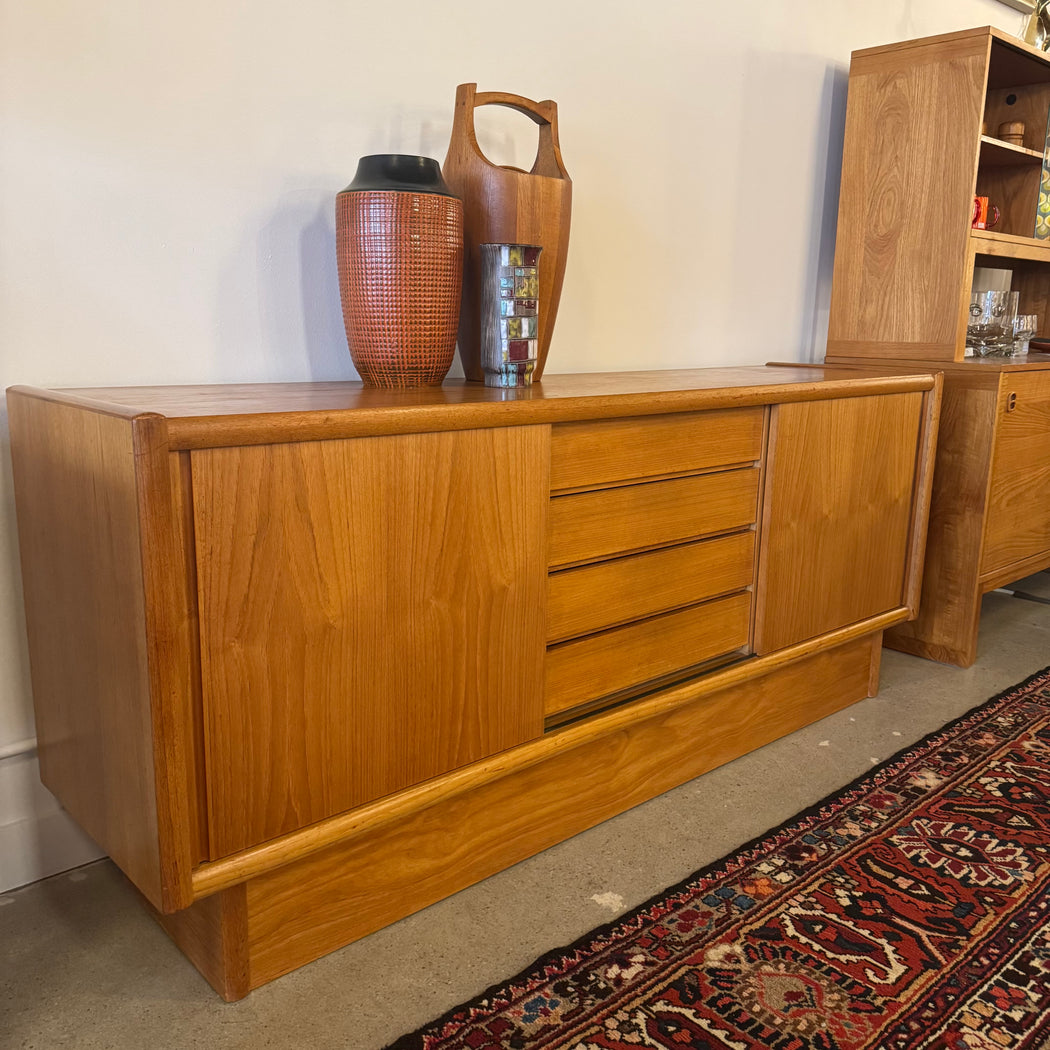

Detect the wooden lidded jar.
xmin=336 ymin=155 xmax=463 ymax=387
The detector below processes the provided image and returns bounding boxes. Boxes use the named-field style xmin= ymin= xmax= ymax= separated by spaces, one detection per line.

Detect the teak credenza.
xmin=7 ymin=367 xmax=939 ymax=999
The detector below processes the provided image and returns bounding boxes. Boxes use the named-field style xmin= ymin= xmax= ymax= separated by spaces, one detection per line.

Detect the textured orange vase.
xmin=336 ymin=155 xmax=463 ymax=387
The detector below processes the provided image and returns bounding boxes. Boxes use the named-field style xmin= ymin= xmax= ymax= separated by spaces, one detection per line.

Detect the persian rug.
xmin=388 ymin=666 xmax=1050 ymax=1050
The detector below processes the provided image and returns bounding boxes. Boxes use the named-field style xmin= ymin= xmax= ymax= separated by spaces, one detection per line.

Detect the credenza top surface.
xmin=8 ymin=366 xmax=938 ymax=449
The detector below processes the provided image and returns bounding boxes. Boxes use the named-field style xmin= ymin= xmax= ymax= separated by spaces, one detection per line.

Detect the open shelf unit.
xmin=827 ymin=26 xmax=1050 ymax=362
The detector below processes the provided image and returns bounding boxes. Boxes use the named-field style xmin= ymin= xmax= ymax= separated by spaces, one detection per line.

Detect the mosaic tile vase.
xmin=336 ymin=155 xmax=463 ymax=388
xmin=479 ymin=244 xmax=542 ymax=387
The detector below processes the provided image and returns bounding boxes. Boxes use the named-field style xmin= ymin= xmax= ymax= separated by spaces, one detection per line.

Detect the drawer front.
xmin=548 ymin=531 xmax=755 ymax=642
xmin=544 ymin=592 xmax=752 ymax=717
xmin=982 ymin=371 xmax=1050 ymax=575
xmin=550 ymin=408 xmax=764 ymax=491
xmin=549 ymin=467 xmax=760 ymax=568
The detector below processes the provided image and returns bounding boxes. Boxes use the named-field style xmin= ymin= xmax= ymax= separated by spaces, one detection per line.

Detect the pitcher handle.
xmin=450 ymin=83 xmax=569 ymax=180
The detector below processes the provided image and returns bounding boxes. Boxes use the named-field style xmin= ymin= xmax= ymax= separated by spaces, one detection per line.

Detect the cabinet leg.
xmin=143 ymin=883 xmax=250 ymax=1001
xmin=884 ymin=581 xmax=981 ymax=667
xmin=867 ymin=632 xmax=882 ymax=696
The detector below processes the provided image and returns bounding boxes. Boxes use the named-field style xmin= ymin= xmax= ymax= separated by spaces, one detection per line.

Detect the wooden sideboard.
xmin=7 ymin=367 xmax=939 ymax=999
xmin=822 ymin=356 xmax=1050 ymax=665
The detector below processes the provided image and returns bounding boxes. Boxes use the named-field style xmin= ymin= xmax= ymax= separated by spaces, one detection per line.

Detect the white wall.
xmin=0 ymin=0 xmax=1020 ymax=891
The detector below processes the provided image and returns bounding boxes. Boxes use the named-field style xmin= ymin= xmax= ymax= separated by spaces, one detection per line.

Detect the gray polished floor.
xmin=2 ymin=590 xmax=1048 ymax=1050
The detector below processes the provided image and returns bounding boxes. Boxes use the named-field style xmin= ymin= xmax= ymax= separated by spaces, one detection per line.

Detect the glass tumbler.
xmin=479 ymin=244 xmax=542 ymax=387
xmin=1012 ymin=313 xmax=1038 ymax=355
xmin=966 ymin=290 xmax=1013 ymax=356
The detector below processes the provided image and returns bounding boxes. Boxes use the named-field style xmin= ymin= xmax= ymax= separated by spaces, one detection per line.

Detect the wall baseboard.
xmin=0 ymin=754 xmax=104 ymax=893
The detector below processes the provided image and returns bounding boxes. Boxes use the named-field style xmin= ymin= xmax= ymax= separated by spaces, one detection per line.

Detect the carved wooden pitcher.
xmin=442 ymin=84 xmax=571 ymax=382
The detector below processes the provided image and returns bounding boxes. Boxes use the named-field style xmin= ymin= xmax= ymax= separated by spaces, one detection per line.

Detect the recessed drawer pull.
xmin=547 ymin=531 xmax=755 ymax=642
xmin=544 ymin=591 xmax=752 ymax=717
xmin=550 ymin=408 xmax=764 ymax=491
xmin=548 ymin=467 xmax=760 ymax=568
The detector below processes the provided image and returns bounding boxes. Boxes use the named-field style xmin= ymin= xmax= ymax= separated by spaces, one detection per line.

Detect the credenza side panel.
xmin=6 ymin=392 xmax=165 ymax=905
xmin=754 ymin=392 xmax=923 ymax=652
xmin=191 ymin=426 xmax=549 ymax=858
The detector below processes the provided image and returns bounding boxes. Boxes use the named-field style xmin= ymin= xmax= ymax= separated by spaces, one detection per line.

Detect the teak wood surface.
xmin=238 ymin=637 xmax=877 ymax=993
xmin=6 ymin=395 xmax=168 ymax=905
xmin=161 ymin=635 xmax=878 ymax=997
xmin=544 ymin=592 xmax=752 ymax=717
xmin=546 ymin=531 xmax=756 ymax=643
xmin=827 ymin=32 xmax=987 ymax=361
xmin=823 ymin=24 xmax=1050 ymax=665
xmin=825 ymin=357 xmax=1050 ymax=666
xmin=191 ymin=427 xmax=548 ymax=858
xmin=18 ymin=367 xmax=935 ymax=448
xmin=982 ymin=369 xmax=1050 ymax=573
xmin=828 ymin=28 xmax=1050 ymax=363
xmin=548 ymin=468 xmax=760 ymax=568
xmin=5 ymin=366 xmax=939 ymax=998
xmin=549 ymin=408 xmax=763 ymax=491
xmin=754 ymin=392 xmax=924 ymax=653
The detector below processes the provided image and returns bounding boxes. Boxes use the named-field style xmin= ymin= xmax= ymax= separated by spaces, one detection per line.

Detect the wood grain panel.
xmin=885 ymin=373 xmax=1001 ymax=666
xmin=547 ymin=531 xmax=755 ymax=642
xmin=241 ymin=637 xmax=874 ymax=990
xmin=6 ymin=393 xmax=165 ymax=906
xmin=1010 ymin=262 xmax=1050 ymax=338
xmin=128 ymin=423 xmax=205 ymax=909
xmin=549 ymin=408 xmax=763 ymax=491
xmin=983 ymin=83 xmax=1050 ymax=155
xmin=827 ymin=38 xmax=986 ymax=358
xmin=850 ymin=28 xmax=992 ymax=69
xmin=548 ymin=468 xmax=760 ymax=568
xmin=9 ymin=371 xmax=936 ymax=448
xmin=755 ymin=393 xmax=923 ymax=653
xmin=191 ymin=611 xmax=909 ymax=901
xmin=899 ymin=381 xmax=943 ymax=617
xmin=192 ymin=427 xmax=548 ymax=858
xmin=167 ymin=452 xmax=210 ymax=866
xmin=982 ymin=370 xmax=1050 ymax=573
xmin=975 ymin=164 xmax=1041 ymax=239
xmin=544 ymin=593 xmax=752 ymax=716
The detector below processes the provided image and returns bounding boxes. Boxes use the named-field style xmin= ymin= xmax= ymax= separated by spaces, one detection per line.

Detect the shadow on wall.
xmin=297 ymin=201 xmax=354 ymax=381
xmin=242 ymin=186 xmax=355 ymax=383
xmin=804 ymin=63 xmax=850 ymax=364
xmin=729 ymin=53 xmax=850 ymax=364
xmin=221 ymin=103 xmax=462 ymax=384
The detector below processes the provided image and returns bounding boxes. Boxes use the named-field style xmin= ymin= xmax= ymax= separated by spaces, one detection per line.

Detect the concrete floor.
xmin=2 ymin=590 xmax=1048 ymax=1050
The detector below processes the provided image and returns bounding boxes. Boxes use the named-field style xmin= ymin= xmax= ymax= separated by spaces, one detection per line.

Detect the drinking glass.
xmin=966 ymin=290 xmax=1013 ymax=356
xmin=1012 ymin=313 xmax=1038 ymax=356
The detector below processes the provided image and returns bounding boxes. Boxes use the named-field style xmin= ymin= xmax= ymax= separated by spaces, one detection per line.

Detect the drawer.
xmin=548 ymin=531 xmax=755 ymax=642
xmin=544 ymin=591 xmax=752 ymax=717
xmin=548 ymin=467 xmax=760 ymax=568
xmin=550 ymin=408 xmax=764 ymax=492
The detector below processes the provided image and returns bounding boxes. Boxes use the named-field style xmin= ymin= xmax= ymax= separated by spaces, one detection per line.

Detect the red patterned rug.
xmin=388 ymin=667 xmax=1050 ymax=1049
